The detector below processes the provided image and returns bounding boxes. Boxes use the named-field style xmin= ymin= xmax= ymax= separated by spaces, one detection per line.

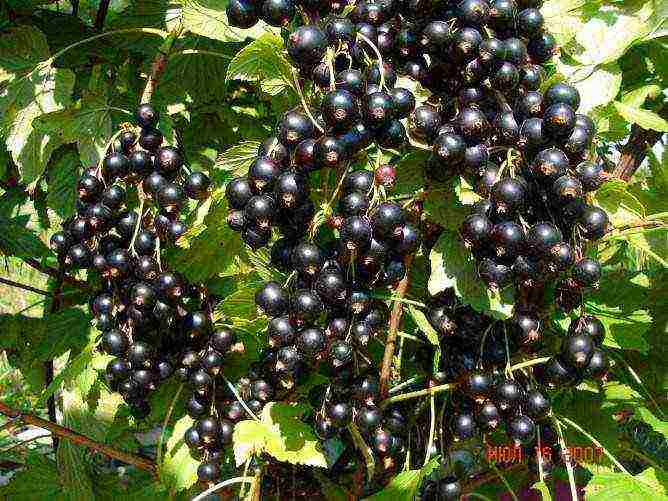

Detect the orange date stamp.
xmin=486 ymin=445 xmax=604 ymax=463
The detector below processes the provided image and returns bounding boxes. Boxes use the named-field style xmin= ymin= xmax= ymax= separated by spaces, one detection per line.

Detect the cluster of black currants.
xmin=225 ymin=111 xmax=318 ymax=249
xmin=417 ymin=289 xmax=611 ymax=492
xmin=226 ymin=0 xmax=340 ymax=29
xmin=50 ymin=104 xmax=216 ymax=418
xmin=457 ymin=80 xmax=610 ymax=306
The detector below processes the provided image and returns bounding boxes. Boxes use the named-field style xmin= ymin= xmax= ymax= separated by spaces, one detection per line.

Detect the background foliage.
xmin=0 ymin=0 xmax=666 ymax=499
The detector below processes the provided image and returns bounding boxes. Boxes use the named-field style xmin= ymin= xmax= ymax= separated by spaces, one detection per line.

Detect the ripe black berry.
xmin=509 ymin=415 xmax=536 ymax=445
xmin=255 ymin=281 xmax=289 ymax=316
xmin=562 ymin=333 xmax=594 ymax=368
xmin=494 ymin=378 xmax=525 ymax=411
xmin=226 ymin=0 xmax=259 ymax=28
xmin=287 ymin=24 xmax=327 ymax=64
xmin=136 ymin=104 xmax=159 ymax=128
xmin=579 ymin=205 xmax=610 ymax=239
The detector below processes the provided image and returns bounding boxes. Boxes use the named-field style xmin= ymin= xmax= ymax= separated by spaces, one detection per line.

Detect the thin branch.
xmin=0 ymin=401 xmax=157 ymax=475
xmin=45 ymin=273 xmax=64 ymax=450
xmin=379 ymin=255 xmax=414 ymax=398
xmin=0 ymin=277 xmax=50 ymax=296
xmin=94 ymin=0 xmax=111 ymax=30
xmin=612 ymin=105 xmax=667 ymax=181
xmin=140 ymin=27 xmax=183 ymax=105
xmin=156 ymin=383 xmax=184 ymax=466
xmin=22 ymin=257 xmax=89 ymax=291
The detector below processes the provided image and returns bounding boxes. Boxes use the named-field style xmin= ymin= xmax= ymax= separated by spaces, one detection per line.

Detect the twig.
xmin=140 ymin=27 xmax=182 ymax=105
xmin=0 ymin=277 xmax=50 ymax=296
xmin=487 ymin=460 xmax=519 ymax=501
xmin=94 ymin=0 xmax=111 ymax=30
xmin=553 ymin=418 xmax=578 ymax=501
xmin=423 ymin=394 xmax=436 ymax=467
xmin=45 ymin=273 xmax=64 ymax=450
xmin=612 ymin=108 xmax=666 ymax=182
xmin=22 ymin=258 xmax=89 ymax=291
xmin=379 ymin=255 xmax=414 ymax=398
xmin=0 ymin=401 xmax=157 ymax=475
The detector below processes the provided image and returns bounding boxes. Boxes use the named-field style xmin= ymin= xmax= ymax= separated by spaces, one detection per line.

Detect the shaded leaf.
xmin=161 ymin=415 xmax=199 ymax=492
xmin=613 ymin=101 xmax=668 ymax=132
xmin=429 ymin=230 xmax=514 ymax=319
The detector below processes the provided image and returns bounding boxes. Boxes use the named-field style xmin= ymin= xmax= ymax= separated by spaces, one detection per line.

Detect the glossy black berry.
xmin=572 ymin=258 xmax=601 ymax=287
xmin=327 ymin=402 xmax=352 ymax=426
xmin=509 ymin=415 xmax=536 ymax=445
xmin=255 ymin=281 xmax=289 ymax=316
xmin=287 ymin=24 xmax=326 ymax=64
xmin=452 ymin=413 xmax=477 ymax=441
xmin=226 ymin=177 xmax=253 ymax=210
xmin=491 ymin=178 xmax=526 ymax=215
xmin=226 ymin=0 xmax=259 ymax=28
xmin=363 ymin=91 xmax=394 ymax=128
xmin=185 ymin=171 xmax=211 ymax=200
xmin=323 ymin=89 xmax=359 ymax=131
xmin=585 ymin=349 xmax=609 ymax=379
xmin=575 ymin=161 xmax=607 ymax=192
xmin=157 ymin=183 xmax=185 ymax=213
xmin=138 ymin=127 xmax=163 ymax=152
xmin=244 ymin=195 xmax=276 ymax=230
xmin=103 ymin=152 xmax=130 ymax=180
xmin=579 ymin=205 xmax=610 ymax=239
xmin=562 ymin=333 xmax=594 ymax=368
xmin=494 ymin=378 xmax=525 ymax=411
xmin=517 ymin=8 xmax=544 ymax=36
xmin=314 ymin=136 xmax=346 ymax=170
xmin=545 ymin=82 xmax=581 ymax=110
xmin=291 ymin=289 xmax=324 ymax=324
xmin=340 ymin=216 xmax=372 ymax=251
xmin=568 ymin=315 xmax=604 ymax=346
xmin=530 ymin=147 xmax=569 ymax=183
xmin=390 ymin=88 xmax=416 ymax=119
xmin=525 ymin=389 xmax=551 ymax=420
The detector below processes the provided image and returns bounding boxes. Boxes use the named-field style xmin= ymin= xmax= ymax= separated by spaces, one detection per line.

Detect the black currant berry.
xmin=226 ymin=0 xmax=259 ymax=28
xmin=525 ymin=389 xmax=551 ymax=420
xmin=185 ymin=171 xmax=211 ymax=200
xmin=568 ymin=315 xmax=604 ymax=346
xmin=452 ymin=413 xmax=477 ymax=441
xmin=287 ymin=24 xmax=326 ymax=64
xmin=562 ymin=333 xmax=595 ymax=368
xmin=509 ymin=415 xmax=536 ymax=445
xmin=494 ymin=378 xmax=525 ymax=411
xmin=579 ymin=205 xmax=610 ymax=240
xmin=255 ymin=281 xmax=289 ymax=316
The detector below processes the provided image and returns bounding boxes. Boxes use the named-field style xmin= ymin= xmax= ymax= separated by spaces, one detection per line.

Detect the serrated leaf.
xmin=233 ymin=402 xmax=327 ymax=468
xmin=178 ymin=0 xmax=277 ymax=42
xmin=541 ymin=0 xmax=587 ymax=44
xmin=585 ymin=271 xmax=652 ymax=352
xmin=215 ymin=141 xmax=261 ymax=177
xmin=0 ymin=60 xmax=75 ymax=183
xmin=429 ymin=230 xmax=514 ymax=319
xmin=0 ymin=452 xmax=60 ymax=500
xmin=594 ymin=179 xmax=645 ymax=227
xmin=613 ymin=101 xmax=668 ymax=132
xmin=35 ymin=86 xmax=115 ymax=167
xmin=567 ymin=62 xmax=622 ymax=114
xmin=226 ymin=33 xmax=293 ymax=91
xmin=393 ymin=150 xmax=428 ymax=196
xmin=622 ymin=84 xmax=662 ymax=108
xmin=0 ymin=215 xmax=50 ymax=260
xmin=45 ymin=146 xmax=81 ymax=220
xmin=363 ymin=457 xmax=440 ymax=501
xmin=585 ymin=467 xmax=668 ymax=500
xmin=572 ymin=3 xmax=654 ymax=66
xmin=167 ymin=196 xmax=244 ymax=283
xmin=0 ymin=26 xmax=49 ymax=84
xmin=407 ymin=306 xmax=440 ymax=346
xmin=160 ymin=415 xmax=199 ymax=492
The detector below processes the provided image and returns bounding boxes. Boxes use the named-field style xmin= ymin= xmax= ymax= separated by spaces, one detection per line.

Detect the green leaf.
xmin=178 ymin=0 xmax=277 ymax=42
xmin=0 ymin=26 xmax=50 ymax=84
xmin=363 ymin=457 xmax=440 ymax=501
xmin=565 ymin=62 xmax=622 ymax=114
xmin=541 ymin=0 xmax=587 ymax=44
xmin=622 ymin=84 xmax=662 ymax=108
xmin=0 ymin=36 xmax=76 ymax=183
xmin=167 ymin=196 xmax=244 ymax=283
xmin=585 ymin=271 xmax=652 ymax=352
xmin=585 ymin=467 xmax=668 ymax=500
xmin=160 ymin=415 xmax=199 ymax=492
xmin=407 ymin=306 xmax=440 ymax=346
xmin=429 ymin=230 xmax=514 ymax=319
xmin=34 ymin=78 xmax=116 ymax=167
xmin=45 ymin=145 xmax=81 ymax=220
xmin=613 ymin=101 xmax=668 ymax=132
xmin=0 ymin=215 xmax=50 ymax=260
xmin=393 ymin=150 xmax=428 ymax=196
xmin=594 ymin=179 xmax=645 ymax=228
xmin=226 ymin=33 xmax=294 ymax=91
xmin=532 ymin=481 xmax=553 ymax=500
xmin=215 ymin=141 xmax=261 ymax=177
xmin=0 ymin=452 xmax=61 ymax=500
xmin=572 ymin=3 xmax=654 ymax=66
xmin=233 ymin=402 xmax=327 ymax=468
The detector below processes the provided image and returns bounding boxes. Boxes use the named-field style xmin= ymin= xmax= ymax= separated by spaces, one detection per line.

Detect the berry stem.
xmin=379 ymin=382 xmax=456 ymax=408
xmin=0 ymin=400 xmax=157 ymax=475
xmin=379 ymin=254 xmax=414 ymax=398
xmin=190 ymin=476 xmax=255 ymax=501
xmin=0 ymin=277 xmax=50 ymax=296
xmin=348 ymin=423 xmax=375 ymax=483
xmin=291 ymin=69 xmax=325 ymax=133
xmin=552 ymin=418 xmax=579 ymax=501
xmin=223 ymin=377 xmax=261 ymax=422
xmin=486 ymin=458 xmax=519 ymax=501
xmin=423 ymin=394 xmax=436 ymax=467
xmin=156 ymin=383 xmax=184 ymax=468
xmin=356 ymin=32 xmax=385 ymax=89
